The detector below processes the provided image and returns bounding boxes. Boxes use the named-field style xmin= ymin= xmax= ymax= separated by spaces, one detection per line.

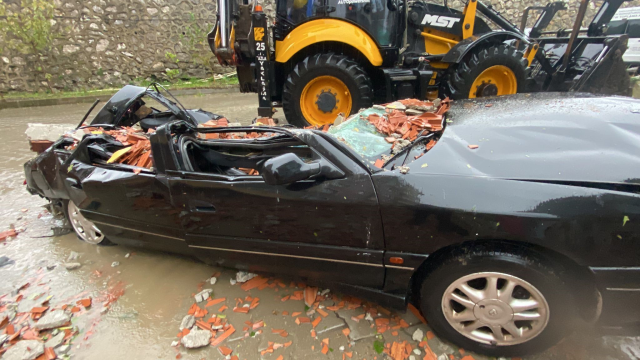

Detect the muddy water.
xmin=0 ymin=92 xmax=638 ymax=360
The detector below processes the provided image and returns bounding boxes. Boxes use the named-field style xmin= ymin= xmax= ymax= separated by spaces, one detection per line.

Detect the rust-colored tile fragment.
xmin=210 ymin=325 xmax=235 ymax=347
xmin=77 ymin=298 xmax=91 ymax=308
xmin=30 ymin=307 xmax=48 ymax=314
xmin=241 ymin=276 xmax=270 ymax=291
xmin=44 ymin=347 xmax=56 ymax=360
xmin=407 ymin=304 xmax=427 ymax=324
xmin=311 ymin=316 xmax=322 ymax=329
xmin=290 ymin=291 xmax=304 ymax=301
xmin=205 ymin=298 xmax=226 ymax=308
xmin=218 ymin=346 xmax=233 ymax=356
xmin=304 ymin=287 xmax=318 ymax=307
xmin=233 ymin=306 xmax=249 ymax=314
xmin=468 ymin=144 xmax=478 ymax=149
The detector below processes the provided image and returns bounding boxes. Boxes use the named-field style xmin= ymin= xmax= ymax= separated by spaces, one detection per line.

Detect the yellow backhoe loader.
xmin=209 ymin=0 xmax=630 ymax=126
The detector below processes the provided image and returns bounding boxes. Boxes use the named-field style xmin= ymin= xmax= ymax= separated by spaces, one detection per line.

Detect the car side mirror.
xmin=261 ymin=153 xmax=321 ymax=185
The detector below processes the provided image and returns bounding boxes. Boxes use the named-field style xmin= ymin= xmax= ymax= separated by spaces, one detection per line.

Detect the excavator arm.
xmin=209 ymin=0 xmax=275 ymax=117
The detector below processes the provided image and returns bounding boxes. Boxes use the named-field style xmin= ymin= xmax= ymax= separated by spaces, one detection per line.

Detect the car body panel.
xmin=168 ymin=129 xmax=386 ymax=288
xmin=23 ymin=90 xmax=640 ymax=327
xmin=401 ymin=93 xmax=640 ymax=185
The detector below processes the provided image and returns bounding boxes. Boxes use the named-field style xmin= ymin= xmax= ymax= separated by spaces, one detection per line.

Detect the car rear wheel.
xmin=65 ymin=200 xmax=111 ymax=245
xmin=419 ymin=246 xmax=574 ymax=356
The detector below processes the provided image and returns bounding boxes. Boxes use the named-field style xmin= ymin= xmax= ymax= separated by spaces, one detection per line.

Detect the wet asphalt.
xmin=0 ymin=91 xmax=639 ymax=360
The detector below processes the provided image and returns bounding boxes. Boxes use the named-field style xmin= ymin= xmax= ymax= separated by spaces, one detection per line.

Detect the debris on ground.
xmin=179 ymin=315 xmax=195 ymax=331
xmin=63 ymin=263 xmax=81 ymax=271
xmin=0 ymin=256 xmax=15 ymax=268
xmin=67 ymin=251 xmax=79 ymax=262
xmin=0 ymin=229 xmax=19 ymax=242
xmin=181 ymin=328 xmax=212 ymax=349
xmin=412 ymin=328 xmax=424 ymax=342
xmin=1 ymin=339 xmax=44 ymax=360
xmin=34 ymin=310 xmax=72 ymax=330
xmin=194 ymin=289 xmax=212 ymax=303
xmin=235 ymin=271 xmax=257 ymax=283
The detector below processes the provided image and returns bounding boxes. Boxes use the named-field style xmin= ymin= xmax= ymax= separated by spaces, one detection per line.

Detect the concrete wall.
xmin=0 ymin=0 xmax=638 ymax=93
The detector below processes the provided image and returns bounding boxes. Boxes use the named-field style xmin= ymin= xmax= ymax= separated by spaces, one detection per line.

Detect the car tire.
xmin=419 ymin=245 xmax=574 ymax=357
xmin=282 ymin=53 xmax=373 ymax=128
xmin=63 ymin=200 xmax=112 ymax=246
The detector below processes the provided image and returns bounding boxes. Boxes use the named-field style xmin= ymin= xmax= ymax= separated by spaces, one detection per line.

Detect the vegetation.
xmin=2 ymin=76 xmax=238 ymax=100
xmin=180 ymin=13 xmax=216 ymax=74
xmin=164 ymin=52 xmax=181 ymax=81
xmin=0 ymin=0 xmax=57 ymax=92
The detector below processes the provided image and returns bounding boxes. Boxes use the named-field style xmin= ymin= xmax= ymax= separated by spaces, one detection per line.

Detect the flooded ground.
xmin=1 ymin=91 xmax=639 ymax=360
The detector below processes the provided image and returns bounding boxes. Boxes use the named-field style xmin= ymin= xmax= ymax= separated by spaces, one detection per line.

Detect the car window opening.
xmin=119 ymin=97 xmax=178 ymax=132
xmin=180 ymin=134 xmax=313 ymax=176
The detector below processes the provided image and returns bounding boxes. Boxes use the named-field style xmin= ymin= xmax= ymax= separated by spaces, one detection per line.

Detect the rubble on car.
xmin=324 ymin=98 xmax=450 ymax=170
xmin=26 ymin=96 xmax=448 ymax=178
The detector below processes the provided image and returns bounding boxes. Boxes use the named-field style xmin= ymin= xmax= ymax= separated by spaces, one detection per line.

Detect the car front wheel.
xmin=419 ymin=245 xmax=574 ymax=357
xmin=64 ymin=200 xmax=111 ymax=245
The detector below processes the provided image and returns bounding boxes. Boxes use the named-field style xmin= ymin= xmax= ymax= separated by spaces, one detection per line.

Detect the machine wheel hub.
xmin=300 ymin=75 xmax=352 ymax=126
xmin=475 ymin=81 xmax=499 ymax=97
xmin=469 ymin=65 xmax=517 ymax=98
xmin=316 ymin=89 xmax=338 ymax=114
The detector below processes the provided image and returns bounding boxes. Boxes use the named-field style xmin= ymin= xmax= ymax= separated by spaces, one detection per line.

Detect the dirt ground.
xmin=1 ymin=91 xmax=639 ymax=360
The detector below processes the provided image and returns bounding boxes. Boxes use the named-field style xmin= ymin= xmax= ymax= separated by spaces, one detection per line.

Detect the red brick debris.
xmin=369 ymin=98 xmax=450 ymax=142
xmin=173 ymin=272 xmax=462 ymax=359
xmin=64 ymin=117 xmax=280 ymax=176
xmin=0 ymin=273 xmax=126 ymax=359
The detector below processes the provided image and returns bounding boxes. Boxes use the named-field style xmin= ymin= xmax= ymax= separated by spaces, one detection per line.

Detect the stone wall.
xmin=1 ymin=0 xmax=229 ymax=92
xmin=1 ymin=0 xmax=639 ymax=93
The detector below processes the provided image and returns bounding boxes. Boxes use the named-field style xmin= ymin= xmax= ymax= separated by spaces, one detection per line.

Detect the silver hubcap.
xmin=442 ymin=272 xmax=549 ymax=346
xmin=67 ymin=201 xmax=104 ymax=245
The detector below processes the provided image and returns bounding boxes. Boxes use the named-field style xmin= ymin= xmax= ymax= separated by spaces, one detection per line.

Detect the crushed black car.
xmin=24 ymin=87 xmax=640 ymax=356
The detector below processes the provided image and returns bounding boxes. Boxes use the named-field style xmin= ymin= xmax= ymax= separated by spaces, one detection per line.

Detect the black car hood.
xmin=407 ymin=93 xmax=640 ymax=185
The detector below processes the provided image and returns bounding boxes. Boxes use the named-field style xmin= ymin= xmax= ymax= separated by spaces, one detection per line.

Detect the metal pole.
xmin=218 ymin=0 xmax=229 ymax=48
xmin=562 ymin=0 xmax=589 ymax=71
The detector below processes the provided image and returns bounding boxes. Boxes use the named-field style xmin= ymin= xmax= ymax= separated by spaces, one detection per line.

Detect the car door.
xmin=64 ymin=135 xmax=189 ymax=254
xmin=168 ymin=131 xmax=386 ymax=288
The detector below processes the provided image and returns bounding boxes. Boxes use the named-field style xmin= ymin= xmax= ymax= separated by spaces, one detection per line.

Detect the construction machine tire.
xmin=448 ymin=45 xmax=528 ymax=100
xmin=283 ymin=53 xmax=373 ymax=127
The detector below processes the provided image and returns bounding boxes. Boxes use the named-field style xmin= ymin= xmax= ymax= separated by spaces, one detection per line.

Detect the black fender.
xmin=441 ymin=31 xmax=530 ymax=63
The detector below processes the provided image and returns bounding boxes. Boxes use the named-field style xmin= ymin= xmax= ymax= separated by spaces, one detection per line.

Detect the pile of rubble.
xmin=0 ymin=257 xmax=126 ymax=360
xmin=368 ymin=98 xmax=449 ymax=142
xmin=198 ymin=117 xmax=278 ymax=140
xmin=172 ymin=270 xmax=448 ymax=360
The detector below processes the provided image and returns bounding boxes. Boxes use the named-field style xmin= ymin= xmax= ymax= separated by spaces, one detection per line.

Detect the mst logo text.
xmin=421 ymin=14 xmax=460 ymax=28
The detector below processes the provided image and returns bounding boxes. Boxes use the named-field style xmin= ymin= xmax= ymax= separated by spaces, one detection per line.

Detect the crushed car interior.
xmin=23 ymin=87 xmax=640 ymax=357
